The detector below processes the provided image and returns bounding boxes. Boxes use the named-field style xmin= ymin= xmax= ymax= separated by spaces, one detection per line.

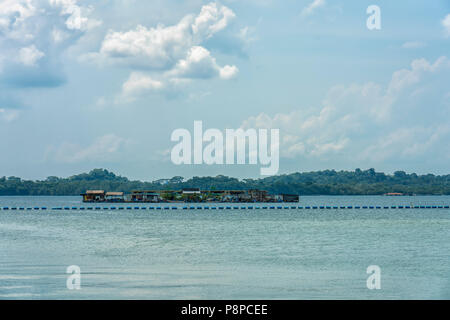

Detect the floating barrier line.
xmin=1 ymin=205 xmax=450 ymax=211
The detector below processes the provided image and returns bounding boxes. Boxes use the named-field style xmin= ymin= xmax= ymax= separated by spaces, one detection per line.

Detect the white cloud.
xmin=18 ymin=45 xmax=44 ymax=66
xmin=99 ymin=19 xmax=194 ymax=69
xmin=301 ymin=0 xmax=325 ymax=17
xmin=170 ymin=46 xmax=238 ymax=79
xmin=192 ymin=2 xmax=236 ymax=40
xmin=0 ymin=0 xmax=101 ymax=87
xmin=49 ymin=0 xmax=101 ymax=31
xmin=122 ymin=72 xmax=164 ymax=96
xmin=241 ymin=57 xmax=450 ymax=163
xmin=118 ymin=46 xmax=238 ymax=99
xmin=0 ymin=0 xmax=35 ymax=19
xmin=51 ymin=28 xmax=70 ymax=43
xmin=0 ymin=0 xmax=36 ymax=39
xmin=442 ymin=14 xmax=450 ymax=36
xmin=387 ymin=56 xmax=449 ymax=94
xmin=0 ymin=0 xmax=100 ymax=40
xmin=360 ymin=126 xmax=450 ymax=162
xmin=95 ymin=2 xmax=240 ymax=100
xmin=96 ymin=2 xmax=236 ymax=71
xmin=49 ymin=134 xmax=129 ymax=163
xmin=219 ymin=64 xmax=238 ymax=79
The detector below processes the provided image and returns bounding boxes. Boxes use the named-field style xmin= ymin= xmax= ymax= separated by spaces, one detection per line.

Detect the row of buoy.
xmin=1 ymin=205 xmax=449 ymax=211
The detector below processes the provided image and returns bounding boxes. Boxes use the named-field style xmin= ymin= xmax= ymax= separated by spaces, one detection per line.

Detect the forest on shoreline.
xmin=1 ymin=168 xmax=450 ymax=196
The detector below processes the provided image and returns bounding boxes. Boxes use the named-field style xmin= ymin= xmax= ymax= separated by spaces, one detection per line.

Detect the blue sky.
xmin=1 ymin=0 xmax=449 ymax=180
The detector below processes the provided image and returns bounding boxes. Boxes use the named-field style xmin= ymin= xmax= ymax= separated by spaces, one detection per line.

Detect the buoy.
xmin=4 ymin=203 xmax=448 ymax=213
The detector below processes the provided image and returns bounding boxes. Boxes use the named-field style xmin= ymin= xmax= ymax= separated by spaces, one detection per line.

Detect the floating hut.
xmin=82 ymin=188 xmax=299 ymax=203
xmin=81 ymin=190 xmax=105 ymax=202
xmin=105 ymin=192 xmax=125 ymax=202
xmin=130 ymin=191 xmax=161 ymax=202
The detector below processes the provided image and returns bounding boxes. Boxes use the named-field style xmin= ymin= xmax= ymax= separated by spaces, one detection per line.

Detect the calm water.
xmin=1 ymin=195 xmax=449 ymax=300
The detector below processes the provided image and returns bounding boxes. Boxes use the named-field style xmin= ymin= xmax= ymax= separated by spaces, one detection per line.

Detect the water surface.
xmin=1 ymin=195 xmax=449 ymax=299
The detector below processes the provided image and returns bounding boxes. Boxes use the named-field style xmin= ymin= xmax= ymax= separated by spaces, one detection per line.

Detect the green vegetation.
xmin=0 ymin=168 xmax=449 ymax=196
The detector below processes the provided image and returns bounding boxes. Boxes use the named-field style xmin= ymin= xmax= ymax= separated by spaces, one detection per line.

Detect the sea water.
xmin=0 ymin=195 xmax=449 ymax=299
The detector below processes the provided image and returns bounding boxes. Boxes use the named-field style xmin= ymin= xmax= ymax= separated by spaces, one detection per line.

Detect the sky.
xmin=0 ymin=0 xmax=449 ymax=181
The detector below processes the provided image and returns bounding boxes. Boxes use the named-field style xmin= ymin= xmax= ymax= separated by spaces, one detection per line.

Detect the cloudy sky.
xmin=1 ymin=0 xmax=450 ymax=180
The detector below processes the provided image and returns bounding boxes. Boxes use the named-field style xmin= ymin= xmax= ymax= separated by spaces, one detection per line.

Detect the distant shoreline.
xmin=1 ymin=168 xmax=449 ymax=196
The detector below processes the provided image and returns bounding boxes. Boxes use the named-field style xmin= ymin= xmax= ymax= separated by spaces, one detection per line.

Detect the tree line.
xmin=1 ymin=168 xmax=449 ymax=196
